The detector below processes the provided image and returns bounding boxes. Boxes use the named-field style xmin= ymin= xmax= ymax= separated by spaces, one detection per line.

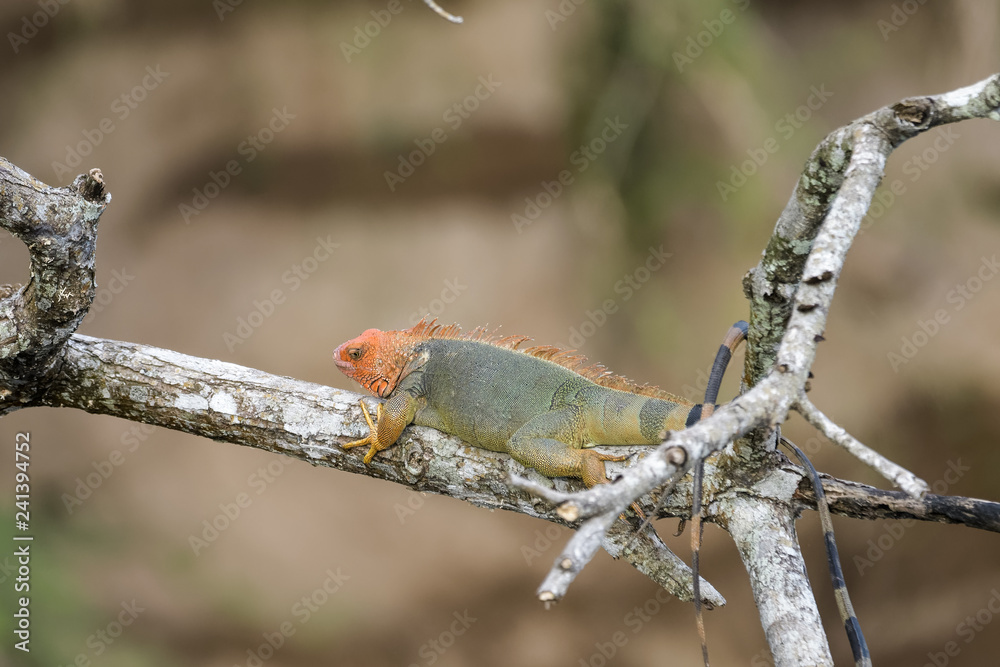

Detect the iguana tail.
xmin=781 ymin=437 xmax=872 ymax=667
xmin=690 ymin=319 xmax=749 ymax=667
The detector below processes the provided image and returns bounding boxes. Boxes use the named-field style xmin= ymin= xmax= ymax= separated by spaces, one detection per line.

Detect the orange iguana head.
xmin=334 ymin=325 xmax=424 ymax=398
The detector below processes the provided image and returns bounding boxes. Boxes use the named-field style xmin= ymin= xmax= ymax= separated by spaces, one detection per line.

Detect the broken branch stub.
xmin=0 ymin=159 xmax=110 ymax=412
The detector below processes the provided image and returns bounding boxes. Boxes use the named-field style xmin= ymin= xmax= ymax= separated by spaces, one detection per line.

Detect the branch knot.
xmin=74 ymin=168 xmax=107 ymax=202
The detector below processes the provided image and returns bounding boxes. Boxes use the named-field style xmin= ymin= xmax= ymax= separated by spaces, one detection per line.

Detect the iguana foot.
xmin=580 ymin=449 xmax=631 ymax=486
xmin=342 ymin=400 xmax=386 ymax=464
xmin=584 ymin=451 xmax=647 ymax=520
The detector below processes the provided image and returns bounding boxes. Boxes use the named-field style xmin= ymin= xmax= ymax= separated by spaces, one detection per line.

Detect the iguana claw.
xmin=342 ymin=400 xmax=383 ymax=464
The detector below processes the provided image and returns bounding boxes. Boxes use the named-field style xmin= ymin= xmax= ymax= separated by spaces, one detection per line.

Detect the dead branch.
xmin=1 ymin=73 xmax=999 ymax=667
xmin=34 ymin=334 xmax=723 ymax=605
xmin=796 ymin=395 xmax=928 ymax=497
xmin=511 ymin=74 xmax=1000 ymax=666
xmin=801 ymin=474 xmax=1000 ymax=532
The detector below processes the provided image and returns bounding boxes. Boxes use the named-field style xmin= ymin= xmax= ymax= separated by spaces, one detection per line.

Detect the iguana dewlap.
xmin=333 ymin=318 xmax=704 ymax=488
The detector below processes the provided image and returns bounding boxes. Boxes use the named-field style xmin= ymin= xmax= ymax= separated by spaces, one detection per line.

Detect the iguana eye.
xmin=347 ymin=347 xmax=362 ymax=361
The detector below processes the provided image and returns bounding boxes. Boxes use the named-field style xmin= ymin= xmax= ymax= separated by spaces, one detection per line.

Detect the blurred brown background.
xmin=1 ymin=1 xmax=999 ymax=665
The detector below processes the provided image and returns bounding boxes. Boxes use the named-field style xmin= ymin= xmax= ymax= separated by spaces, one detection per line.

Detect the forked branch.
xmin=1 ymin=74 xmax=999 ymax=667
xmin=512 ymin=74 xmax=1000 ymax=666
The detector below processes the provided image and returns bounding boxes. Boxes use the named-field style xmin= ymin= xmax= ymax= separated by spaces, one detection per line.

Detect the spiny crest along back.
xmin=405 ymin=318 xmax=691 ymax=404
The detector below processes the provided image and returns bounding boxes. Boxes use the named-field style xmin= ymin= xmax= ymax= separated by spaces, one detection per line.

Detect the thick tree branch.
xmin=519 ymin=74 xmax=1000 ymax=664
xmin=0 ymin=158 xmax=109 ymax=408
xmin=743 ymin=74 xmax=1000 ymax=385
xmin=1 ymin=73 xmax=998 ymax=667
xmin=799 ymin=474 xmax=1000 ymax=533
xmin=725 ymin=494 xmax=833 ymax=667
xmin=0 ymin=157 xmax=728 ymax=605
xmin=33 ymin=334 xmax=723 ymax=604
xmin=525 ymin=71 xmax=1000 ymax=544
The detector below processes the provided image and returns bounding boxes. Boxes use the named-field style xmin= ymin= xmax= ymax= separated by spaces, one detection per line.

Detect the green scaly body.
xmin=403 ymin=338 xmax=692 ymax=457
xmin=333 ymin=321 xmax=699 ymax=487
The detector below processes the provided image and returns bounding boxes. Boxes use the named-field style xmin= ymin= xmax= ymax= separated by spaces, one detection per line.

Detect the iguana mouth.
xmin=332 ymin=343 xmax=352 ymax=370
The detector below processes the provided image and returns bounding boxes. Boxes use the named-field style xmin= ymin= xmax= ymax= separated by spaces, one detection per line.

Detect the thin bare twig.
xmin=512 ymin=471 xmax=726 ymax=606
xmin=1 ymin=73 xmax=999 ymax=667
xmin=521 ymin=74 xmax=1000 ymax=666
xmin=796 ymin=395 xmax=929 ymax=498
xmin=536 ymin=510 xmax=618 ymax=605
xmin=422 ymin=0 xmax=463 ymax=24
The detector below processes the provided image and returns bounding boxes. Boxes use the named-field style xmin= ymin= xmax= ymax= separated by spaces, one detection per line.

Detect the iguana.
xmin=332 ymin=318 xmax=869 ymax=667
xmin=332 ymin=318 xmax=720 ymax=489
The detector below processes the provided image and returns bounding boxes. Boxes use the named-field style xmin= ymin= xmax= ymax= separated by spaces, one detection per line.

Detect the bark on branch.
xmin=32 ymin=334 xmax=725 ymax=605
xmin=0 ymin=158 xmax=109 ymax=407
xmin=800 ymin=474 xmax=1000 ymax=533
xmin=511 ymin=73 xmax=1000 ymax=665
xmin=1 ymin=74 xmax=999 ymax=667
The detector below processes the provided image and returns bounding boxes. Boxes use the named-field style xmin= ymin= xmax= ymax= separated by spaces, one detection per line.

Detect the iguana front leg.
xmin=342 ymin=393 xmax=419 ymax=464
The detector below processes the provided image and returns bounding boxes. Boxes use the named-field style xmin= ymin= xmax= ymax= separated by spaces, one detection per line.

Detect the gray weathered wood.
xmin=2 ymin=73 xmax=999 ymax=667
